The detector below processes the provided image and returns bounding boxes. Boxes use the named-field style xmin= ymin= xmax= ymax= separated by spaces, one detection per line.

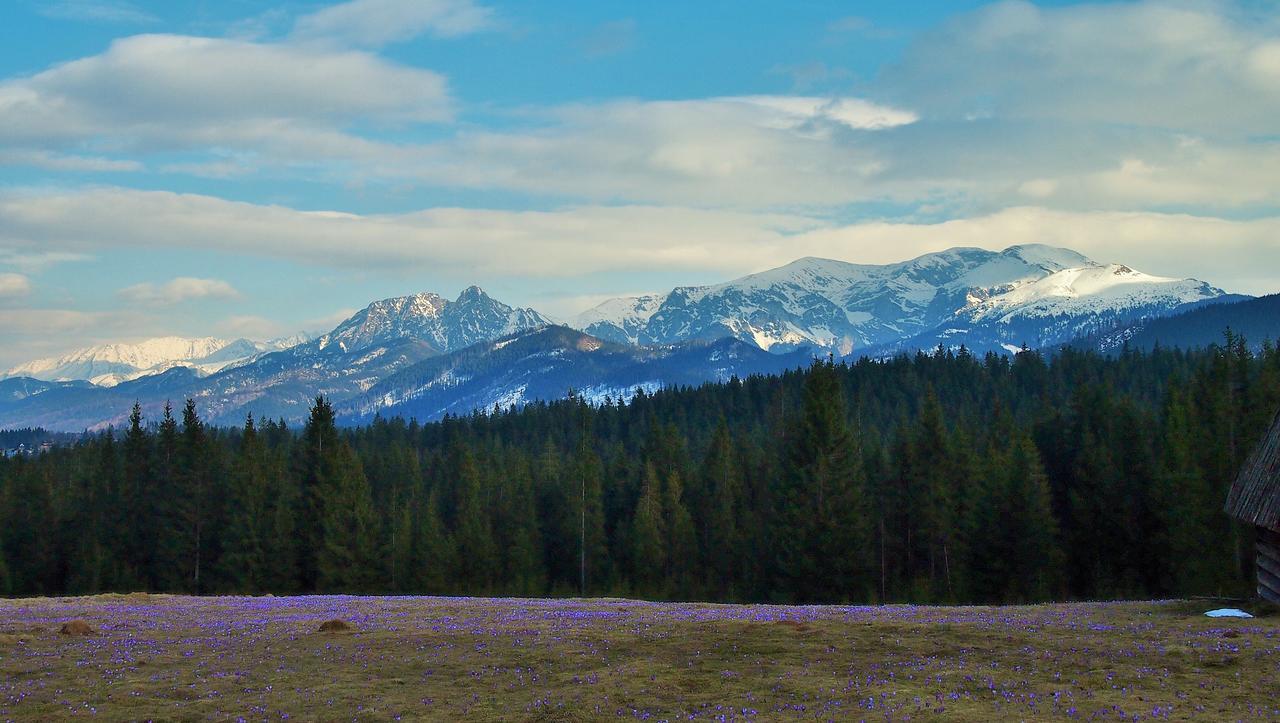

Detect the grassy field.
xmin=0 ymin=595 xmax=1276 ymax=721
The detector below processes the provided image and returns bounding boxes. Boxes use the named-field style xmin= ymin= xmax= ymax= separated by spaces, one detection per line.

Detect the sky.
xmin=0 ymin=0 xmax=1278 ymax=366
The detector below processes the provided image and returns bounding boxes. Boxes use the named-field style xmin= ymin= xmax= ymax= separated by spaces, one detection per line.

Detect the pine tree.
xmin=262 ymin=420 xmax=301 ymax=593
xmin=577 ymin=446 xmax=610 ymax=595
xmin=908 ymin=388 xmax=958 ymax=600
xmin=1002 ymin=435 xmax=1061 ymax=601
xmin=178 ymin=399 xmax=211 ymax=593
xmin=496 ymin=455 xmax=546 ymax=596
xmin=153 ymin=401 xmax=186 ymax=591
xmin=701 ymin=420 xmax=742 ymax=598
xmin=67 ymin=431 xmax=120 ymax=593
xmin=662 ymin=469 xmax=697 ymax=599
xmin=297 ymin=396 xmax=340 ymax=590
xmin=630 ymin=464 xmax=666 ymax=596
xmin=316 ymin=440 xmax=381 ymax=592
xmin=220 ymin=415 xmax=270 ymax=592
xmin=412 ymin=489 xmax=453 ymax=593
xmin=770 ymin=359 xmax=870 ymax=603
xmin=1 ymin=462 xmax=56 ymax=594
xmin=121 ymin=402 xmax=153 ymax=589
xmin=448 ymin=444 xmax=498 ymax=593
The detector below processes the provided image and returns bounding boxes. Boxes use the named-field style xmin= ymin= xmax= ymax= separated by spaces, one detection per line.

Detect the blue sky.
xmin=0 ymin=0 xmax=1278 ymax=366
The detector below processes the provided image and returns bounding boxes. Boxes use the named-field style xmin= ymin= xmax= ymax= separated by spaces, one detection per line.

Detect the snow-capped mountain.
xmin=572 ymin=245 xmax=1233 ymax=355
xmin=0 ymin=246 xmax=1246 ymax=432
xmin=316 ymin=287 xmax=551 ymax=356
xmin=573 ymin=295 xmax=666 ymax=346
xmin=0 ymin=287 xmax=555 ymax=430
xmin=3 ymin=336 xmax=305 ymax=388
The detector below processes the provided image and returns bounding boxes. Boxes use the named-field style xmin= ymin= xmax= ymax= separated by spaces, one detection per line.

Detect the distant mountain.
xmin=318 ymin=286 xmax=550 ymax=356
xmin=337 ymin=325 xmax=812 ymax=424
xmin=3 ymin=335 xmax=309 ymax=387
xmin=0 ymin=287 xmax=554 ymax=430
xmin=1075 ymin=293 xmax=1280 ymax=354
xmin=0 ymin=246 xmax=1247 ymax=432
xmin=571 ymin=245 xmax=1235 ymax=356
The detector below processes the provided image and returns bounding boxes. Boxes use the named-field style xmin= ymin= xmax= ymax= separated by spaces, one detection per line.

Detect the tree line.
xmin=0 ymin=333 xmax=1276 ymax=604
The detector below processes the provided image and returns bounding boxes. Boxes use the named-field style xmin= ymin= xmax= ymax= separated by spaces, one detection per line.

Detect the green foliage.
xmin=0 ymin=337 xmax=1273 ymax=603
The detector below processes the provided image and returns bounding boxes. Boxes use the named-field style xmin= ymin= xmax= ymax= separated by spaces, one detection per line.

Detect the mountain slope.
xmin=1075 ymin=293 xmax=1280 ymax=354
xmin=0 ymin=287 xmax=555 ymax=430
xmin=572 ymin=245 xmax=1232 ymax=356
xmin=338 ymin=325 xmax=813 ymax=424
xmin=318 ymin=286 xmax=550 ymax=355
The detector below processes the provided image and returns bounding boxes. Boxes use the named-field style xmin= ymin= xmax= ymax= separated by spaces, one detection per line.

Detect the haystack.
xmin=59 ymin=620 xmax=94 ymax=636
xmin=318 ymin=619 xmax=355 ymax=633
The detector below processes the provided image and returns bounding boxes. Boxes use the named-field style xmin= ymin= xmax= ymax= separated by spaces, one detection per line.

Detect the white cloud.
xmin=0 ymin=1 xmax=1275 ymax=226
xmin=0 ymin=308 xmax=111 ymax=334
xmin=730 ymin=96 xmax=917 ymax=132
xmin=2 ymin=187 xmax=1278 ymax=296
xmin=215 ymin=315 xmax=283 ymax=339
xmin=0 ymin=187 xmax=819 ymax=276
xmin=0 ymin=308 xmax=152 ymax=367
xmin=0 ymin=250 xmax=91 ymax=273
xmin=879 ymin=0 xmax=1280 ymax=135
xmin=788 ymin=206 xmax=1280 ymax=296
xmin=363 ymin=95 xmax=914 ymax=206
xmin=305 ymin=308 xmax=360 ymax=333
xmin=37 ymin=0 xmax=157 ymax=24
xmin=0 ymin=273 xmax=31 ymax=298
xmin=291 ymin=0 xmax=493 ymax=47
xmin=117 ymin=277 xmax=242 ymax=305
xmin=0 ymin=149 xmax=141 ymax=172
xmin=0 ymin=34 xmax=451 ymax=155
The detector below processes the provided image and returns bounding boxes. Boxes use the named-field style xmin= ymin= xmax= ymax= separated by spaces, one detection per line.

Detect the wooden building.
xmin=1225 ymin=411 xmax=1280 ymax=603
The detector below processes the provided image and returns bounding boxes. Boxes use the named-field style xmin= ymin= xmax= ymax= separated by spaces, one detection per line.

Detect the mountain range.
xmin=571 ymin=244 xmax=1233 ymax=355
xmin=4 ymin=335 xmax=310 ymax=387
xmin=0 ymin=244 xmax=1253 ymax=431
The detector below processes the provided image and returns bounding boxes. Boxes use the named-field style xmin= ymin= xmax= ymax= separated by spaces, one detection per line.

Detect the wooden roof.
xmin=1226 ymin=410 xmax=1280 ymax=531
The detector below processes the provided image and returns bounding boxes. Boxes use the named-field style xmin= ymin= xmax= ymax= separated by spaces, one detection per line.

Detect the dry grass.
xmin=0 ymin=595 xmax=1276 ymax=720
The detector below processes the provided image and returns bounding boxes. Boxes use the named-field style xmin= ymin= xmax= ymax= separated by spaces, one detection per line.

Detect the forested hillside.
xmin=1 ymin=334 xmax=1277 ymax=604
xmin=1081 ymin=294 xmax=1280 ymax=354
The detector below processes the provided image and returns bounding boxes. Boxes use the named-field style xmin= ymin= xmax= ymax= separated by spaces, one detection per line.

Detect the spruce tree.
xmin=121 ymin=402 xmax=153 ymax=589
xmin=153 ymin=402 xmax=186 ymax=591
xmin=662 ymin=469 xmax=697 ymax=599
xmin=412 ymin=489 xmax=453 ymax=593
xmin=297 ymin=396 xmax=340 ymax=590
xmin=220 ymin=415 xmax=270 ymax=592
xmin=316 ymin=440 xmax=381 ymax=592
xmin=771 ymin=359 xmax=870 ymax=603
xmin=1002 ymin=435 xmax=1061 ymax=601
xmin=630 ymin=464 xmax=666 ymax=596
xmin=178 ymin=399 xmax=211 ymax=593
xmin=448 ymin=444 xmax=498 ymax=592
xmin=701 ymin=420 xmax=742 ymax=598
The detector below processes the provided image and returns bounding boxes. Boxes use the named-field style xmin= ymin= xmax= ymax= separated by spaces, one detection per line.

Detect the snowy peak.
xmin=567 ymin=244 xmax=1232 ymax=355
xmin=965 ymin=263 xmax=1224 ymax=323
xmin=321 ymin=292 xmax=448 ymax=352
xmin=1 ymin=336 xmax=292 ymax=387
xmin=572 ymin=294 xmax=667 ymax=345
xmin=317 ymin=287 xmax=550 ymax=355
xmin=998 ymin=243 xmax=1095 ymax=273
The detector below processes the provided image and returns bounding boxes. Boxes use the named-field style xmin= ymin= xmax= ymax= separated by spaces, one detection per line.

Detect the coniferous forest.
xmin=0 ymin=334 xmax=1276 ymax=605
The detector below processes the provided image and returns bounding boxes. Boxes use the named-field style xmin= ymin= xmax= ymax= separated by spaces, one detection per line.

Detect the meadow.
xmin=0 ymin=595 xmax=1276 ymax=721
